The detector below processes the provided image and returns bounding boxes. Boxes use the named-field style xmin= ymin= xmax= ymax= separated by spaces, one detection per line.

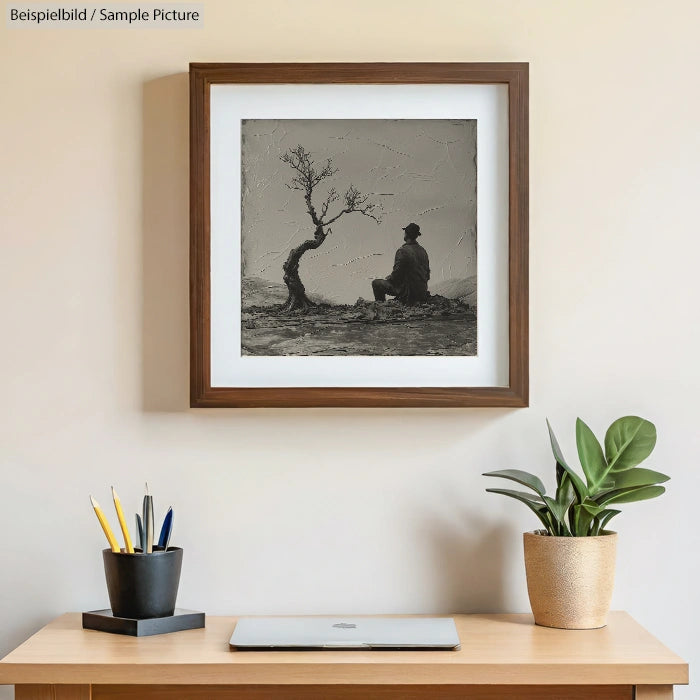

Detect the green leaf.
xmin=572 ymin=504 xmax=596 ymax=536
xmin=555 ymin=462 xmax=565 ymax=490
xmin=581 ymin=502 xmax=607 ymax=517
xmin=591 ymin=508 xmax=622 ymax=535
xmin=557 ymin=474 xmax=576 ymax=534
xmin=539 ymin=508 xmax=556 ymax=534
xmin=597 ymin=484 xmax=666 ymax=506
xmin=544 ymin=496 xmax=572 ymax=536
xmin=485 ymin=487 xmax=543 ymax=504
xmin=543 ymin=495 xmax=566 ymax=523
xmin=546 ymin=419 xmax=589 ymax=502
xmin=604 ymin=416 xmax=657 ymax=472
xmin=485 ymin=488 xmax=551 ymax=531
xmin=482 ymin=469 xmax=547 ymax=497
xmin=598 ymin=509 xmax=621 ymax=531
xmin=576 ymin=418 xmax=608 ymax=490
xmin=601 ymin=468 xmax=669 ymax=491
xmin=547 ymin=419 xmax=570 ymax=470
xmin=555 ymin=468 xmax=573 ymax=502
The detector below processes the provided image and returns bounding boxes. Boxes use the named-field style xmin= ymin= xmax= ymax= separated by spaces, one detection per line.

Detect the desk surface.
xmin=0 ymin=612 xmax=688 ymax=687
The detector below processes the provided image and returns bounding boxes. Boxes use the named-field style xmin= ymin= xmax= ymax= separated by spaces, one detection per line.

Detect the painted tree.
xmin=279 ymin=145 xmax=381 ymax=311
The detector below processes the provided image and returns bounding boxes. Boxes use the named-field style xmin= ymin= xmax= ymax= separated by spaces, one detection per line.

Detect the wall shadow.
xmin=421 ymin=511 xmax=512 ymax=613
xmin=141 ymin=73 xmax=190 ymax=412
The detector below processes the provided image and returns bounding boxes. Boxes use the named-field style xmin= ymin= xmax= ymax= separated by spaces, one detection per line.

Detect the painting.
xmin=240 ymin=118 xmax=477 ymax=357
xmin=190 ymin=63 xmax=528 ymax=407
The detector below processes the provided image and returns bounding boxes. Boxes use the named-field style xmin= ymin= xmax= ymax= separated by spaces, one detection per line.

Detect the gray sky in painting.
xmin=241 ymin=119 xmax=477 ymax=304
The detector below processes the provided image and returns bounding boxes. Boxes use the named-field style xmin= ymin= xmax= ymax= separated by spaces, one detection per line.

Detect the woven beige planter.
xmin=523 ymin=531 xmax=617 ymax=630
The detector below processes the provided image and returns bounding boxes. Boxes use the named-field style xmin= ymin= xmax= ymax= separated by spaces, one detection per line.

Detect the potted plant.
xmin=484 ymin=416 xmax=668 ymax=630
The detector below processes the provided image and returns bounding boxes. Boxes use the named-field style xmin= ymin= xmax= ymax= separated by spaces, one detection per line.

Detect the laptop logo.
xmin=332 ymin=622 xmax=356 ymax=629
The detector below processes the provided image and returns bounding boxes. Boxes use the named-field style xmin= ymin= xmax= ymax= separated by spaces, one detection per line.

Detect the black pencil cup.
xmin=102 ymin=547 xmax=183 ymax=619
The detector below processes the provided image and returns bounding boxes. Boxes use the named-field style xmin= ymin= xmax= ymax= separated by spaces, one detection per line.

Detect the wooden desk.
xmin=0 ymin=612 xmax=688 ymax=699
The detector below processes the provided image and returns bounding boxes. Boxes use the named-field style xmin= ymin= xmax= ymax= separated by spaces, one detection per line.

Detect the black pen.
xmin=143 ymin=482 xmax=154 ymax=554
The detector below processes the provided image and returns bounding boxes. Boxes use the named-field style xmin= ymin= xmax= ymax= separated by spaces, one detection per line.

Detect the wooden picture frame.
xmin=190 ymin=62 xmax=528 ymax=408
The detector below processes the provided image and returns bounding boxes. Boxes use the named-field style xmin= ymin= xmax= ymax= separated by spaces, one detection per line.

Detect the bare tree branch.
xmin=281 ymin=145 xmax=342 ymax=226
xmin=281 ymin=146 xmax=383 ymax=228
xmin=320 ymin=187 xmax=338 ymax=219
xmin=324 ymin=184 xmax=382 ymax=225
xmin=280 ymin=146 xmax=337 ymax=195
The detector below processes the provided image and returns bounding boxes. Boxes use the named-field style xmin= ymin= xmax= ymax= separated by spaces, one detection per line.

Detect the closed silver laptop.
xmin=230 ymin=616 xmax=460 ymax=650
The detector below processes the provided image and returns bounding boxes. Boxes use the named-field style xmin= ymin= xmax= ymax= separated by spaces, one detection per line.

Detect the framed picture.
xmin=190 ymin=63 xmax=528 ymax=407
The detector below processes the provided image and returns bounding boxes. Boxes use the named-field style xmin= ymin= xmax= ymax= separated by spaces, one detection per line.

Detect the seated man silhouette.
xmin=372 ymin=223 xmax=430 ymax=304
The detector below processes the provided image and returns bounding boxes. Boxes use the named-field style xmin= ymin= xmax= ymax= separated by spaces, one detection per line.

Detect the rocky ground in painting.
xmin=241 ymin=282 xmax=477 ymax=356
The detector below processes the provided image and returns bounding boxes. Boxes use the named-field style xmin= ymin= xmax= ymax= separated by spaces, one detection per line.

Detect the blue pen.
xmin=135 ymin=513 xmax=145 ymax=552
xmin=158 ymin=507 xmax=173 ymax=550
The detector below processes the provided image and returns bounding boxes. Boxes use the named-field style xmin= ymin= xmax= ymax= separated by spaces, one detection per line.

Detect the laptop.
xmin=229 ymin=616 xmax=460 ymax=650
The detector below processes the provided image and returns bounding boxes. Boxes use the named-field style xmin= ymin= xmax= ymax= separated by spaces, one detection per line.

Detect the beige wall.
xmin=1 ymin=0 xmax=698 ymax=696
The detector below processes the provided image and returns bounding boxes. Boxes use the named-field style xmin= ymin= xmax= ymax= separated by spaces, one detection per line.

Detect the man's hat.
xmin=402 ymin=222 xmax=421 ymax=238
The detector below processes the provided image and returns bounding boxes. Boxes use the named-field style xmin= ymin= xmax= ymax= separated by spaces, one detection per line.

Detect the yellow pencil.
xmin=111 ymin=487 xmax=134 ymax=553
xmin=90 ymin=495 xmax=120 ymax=553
